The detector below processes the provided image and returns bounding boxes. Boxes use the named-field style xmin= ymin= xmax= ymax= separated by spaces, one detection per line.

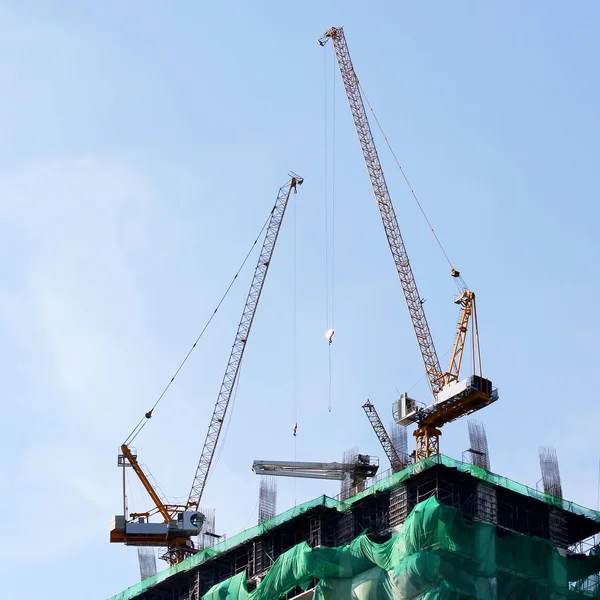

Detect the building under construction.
xmin=109 ymin=454 xmax=600 ymax=600
xmin=108 ymin=24 xmax=600 ymax=600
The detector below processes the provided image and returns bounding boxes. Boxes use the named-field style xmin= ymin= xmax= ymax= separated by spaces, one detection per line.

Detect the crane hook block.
xmin=325 ymin=329 xmax=335 ymax=344
xmin=451 ymin=268 xmax=460 ymax=278
xmin=145 ymin=409 xmax=153 ymax=419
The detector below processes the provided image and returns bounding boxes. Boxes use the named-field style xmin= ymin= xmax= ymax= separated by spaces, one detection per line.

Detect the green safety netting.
xmin=107 ymin=455 xmax=600 ymax=600
xmin=347 ymin=455 xmax=600 ymax=523
xmin=204 ymin=496 xmax=600 ymax=600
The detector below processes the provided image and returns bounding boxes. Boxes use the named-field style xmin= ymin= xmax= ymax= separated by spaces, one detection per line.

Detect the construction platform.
xmin=108 ymin=455 xmax=600 ymax=600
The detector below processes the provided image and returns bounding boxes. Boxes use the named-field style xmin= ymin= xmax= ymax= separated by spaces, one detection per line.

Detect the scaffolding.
xmin=389 ymin=420 xmax=408 ymax=468
xmin=339 ymin=448 xmax=358 ymax=501
xmin=467 ymin=419 xmax=491 ymax=470
xmin=196 ymin=508 xmax=216 ymax=552
xmin=540 ymin=445 xmax=564 ymax=499
xmin=136 ymin=548 xmax=157 ymax=581
xmin=258 ymin=477 xmax=277 ymax=525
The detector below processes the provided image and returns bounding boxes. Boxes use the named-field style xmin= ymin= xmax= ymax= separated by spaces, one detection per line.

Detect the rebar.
xmin=258 ymin=477 xmax=277 ymax=524
xmin=390 ymin=420 xmax=408 ymax=467
xmin=539 ymin=446 xmax=563 ymax=499
xmin=340 ymin=447 xmax=359 ymax=500
xmin=197 ymin=508 xmax=216 ymax=550
xmin=467 ymin=420 xmax=490 ymax=471
xmin=137 ymin=547 xmax=157 ymax=580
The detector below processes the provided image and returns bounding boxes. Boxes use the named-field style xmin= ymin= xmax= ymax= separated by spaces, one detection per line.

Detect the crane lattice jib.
xmin=323 ymin=27 xmax=443 ymax=395
xmin=186 ymin=175 xmax=302 ymax=510
xmin=362 ymin=401 xmax=402 ymax=471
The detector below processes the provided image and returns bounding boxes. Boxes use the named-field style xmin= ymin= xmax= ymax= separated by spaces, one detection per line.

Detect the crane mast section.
xmin=324 ymin=27 xmax=443 ymax=395
xmin=362 ymin=401 xmax=403 ymax=472
xmin=186 ymin=175 xmax=302 ymax=510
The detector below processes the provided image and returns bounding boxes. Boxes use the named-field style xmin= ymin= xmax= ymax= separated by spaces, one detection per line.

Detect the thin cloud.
xmin=0 ymin=156 xmax=197 ymax=564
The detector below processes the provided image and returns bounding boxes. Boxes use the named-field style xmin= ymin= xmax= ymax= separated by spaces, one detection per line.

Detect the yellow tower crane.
xmin=111 ymin=173 xmax=303 ymax=564
xmin=320 ymin=27 xmax=498 ymax=461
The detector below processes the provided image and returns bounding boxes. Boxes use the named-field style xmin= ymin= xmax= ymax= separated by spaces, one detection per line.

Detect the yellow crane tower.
xmin=111 ymin=173 xmax=303 ymax=564
xmin=320 ymin=27 xmax=498 ymax=461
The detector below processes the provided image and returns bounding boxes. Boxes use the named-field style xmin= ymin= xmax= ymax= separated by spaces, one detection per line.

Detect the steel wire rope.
xmin=328 ymin=48 xmax=337 ymax=414
xmin=292 ymin=170 xmax=299 ymax=505
xmin=406 ymin=346 xmax=453 ymax=394
xmin=324 ymin=45 xmax=333 ymax=415
xmin=357 ymin=81 xmax=466 ymax=291
xmin=142 ymin=466 xmax=171 ymax=504
xmin=123 ymin=209 xmax=275 ymax=446
xmin=331 ymin=48 xmax=336 ymax=333
xmin=142 ymin=466 xmax=189 ymax=503
xmin=204 ymin=364 xmax=243 ymax=486
xmin=324 ymin=43 xmax=330 ymax=336
xmin=243 ymin=497 xmax=260 ymax=531
xmin=127 ymin=475 xmax=136 ymax=515
xmin=293 ymin=174 xmax=298 ymax=443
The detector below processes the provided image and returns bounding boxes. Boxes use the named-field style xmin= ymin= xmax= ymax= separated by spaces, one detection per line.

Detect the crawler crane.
xmin=320 ymin=27 xmax=498 ymax=461
xmin=111 ymin=173 xmax=303 ymax=564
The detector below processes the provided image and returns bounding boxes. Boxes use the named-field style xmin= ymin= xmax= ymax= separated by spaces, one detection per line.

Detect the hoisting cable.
xmin=293 ymin=179 xmax=298 ymax=506
xmin=205 ymin=366 xmax=243 ymax=485
xmin=327 ymin=346 xmax=332 ymax=413
xmin=324 ymin=43 xmax=330 ymax=335
xmin=357 ymin=81 xmax=467 ymax=292
xmin=123 ymin=208 xmax=274 ymax=446
xmin=406 ymin=346 xmax=454 ymax=394
xmin=323 ymin=48 xmax=336 ymax=413
xmin=329 ymin=49 xmax=337 ymax=413
xmin=331 ymin=48 xmax=337 ymax=334
xmin=292 ymin=174 xmax=298 ymax=436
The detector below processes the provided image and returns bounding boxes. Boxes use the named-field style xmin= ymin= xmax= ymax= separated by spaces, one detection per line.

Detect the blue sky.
xmin=1 ymin=2 xmax=599 ymax=598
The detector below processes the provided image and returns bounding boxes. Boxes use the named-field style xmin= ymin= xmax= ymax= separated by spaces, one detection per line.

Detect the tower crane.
xmin=320 ymin=27 xmax=498 ymax=461
xmin=111 ymin=173 xmax=303 ymax=565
